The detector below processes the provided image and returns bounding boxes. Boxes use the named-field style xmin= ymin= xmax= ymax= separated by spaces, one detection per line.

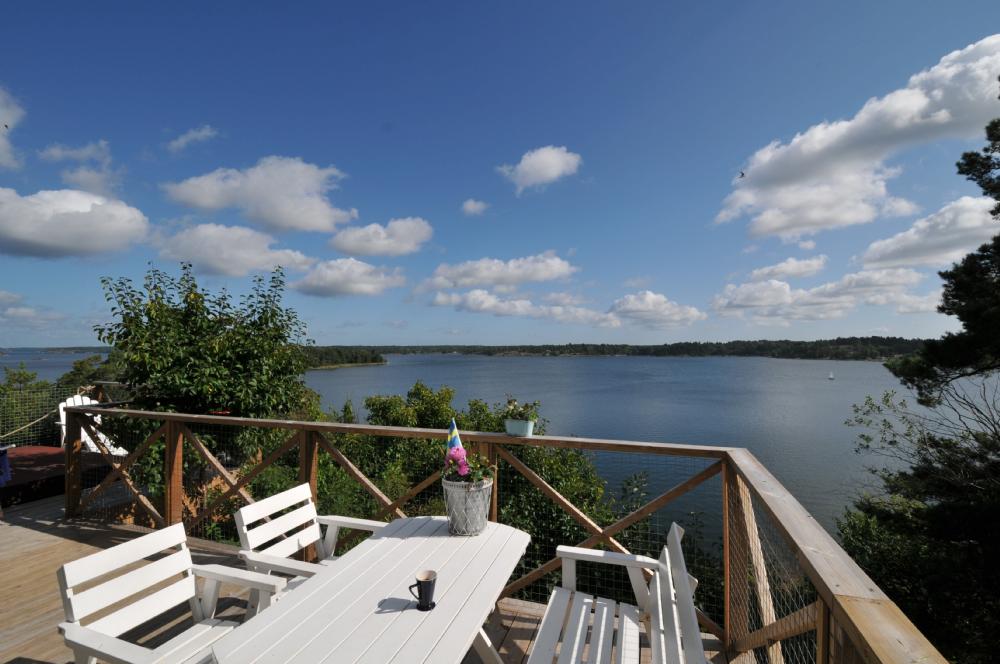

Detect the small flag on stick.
xmin=447 ymin=418 xmax=464 ymax=449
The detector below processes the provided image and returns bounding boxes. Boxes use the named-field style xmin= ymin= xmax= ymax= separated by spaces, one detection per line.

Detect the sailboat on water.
xmin=828 ymin=371 xmax=835 ymax=380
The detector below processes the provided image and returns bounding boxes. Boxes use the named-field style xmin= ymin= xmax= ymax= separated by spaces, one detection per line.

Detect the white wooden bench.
xmin=527 ymin=523 xmax=709 ymax=664
xmin=234 ymin=483 xmax=387 ymax=597
xmin=57 ymin=523 xmax=286 ymax=664
xmin=59 ymin=394 xmax=128 ymax=456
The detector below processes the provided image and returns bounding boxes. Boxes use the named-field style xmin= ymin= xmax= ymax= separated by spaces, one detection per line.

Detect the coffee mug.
xmin=409 ymin=570 xmax=437 ymax=611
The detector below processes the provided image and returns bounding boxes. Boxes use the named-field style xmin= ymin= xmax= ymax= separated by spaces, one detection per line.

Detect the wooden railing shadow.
xmin=61 ymin=405 xmax=947 ymax=664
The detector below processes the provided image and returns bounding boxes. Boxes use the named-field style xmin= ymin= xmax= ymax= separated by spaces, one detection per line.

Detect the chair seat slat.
xmin=556 ymin=592 xmax=593 ymax=664
xmin=590 ymin=596 xmax=616 ymax=664
xmin=527 ymin=586 xmax=572 ymax=664
xmin=614 ymin=603 xmax=640 ymax=664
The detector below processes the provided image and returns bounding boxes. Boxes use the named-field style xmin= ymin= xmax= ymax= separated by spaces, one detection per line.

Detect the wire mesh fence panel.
xmin=497 ymin=444 xmax=725 ymax=624
xmin=727 ymin=470 xmax=820 ymax=664
xmin=0 ymin=385 xmax=68 ymax=447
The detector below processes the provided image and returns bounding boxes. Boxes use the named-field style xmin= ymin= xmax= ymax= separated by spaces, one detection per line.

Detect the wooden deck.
xmin=0 ymin=497 xmax=720 ymax=664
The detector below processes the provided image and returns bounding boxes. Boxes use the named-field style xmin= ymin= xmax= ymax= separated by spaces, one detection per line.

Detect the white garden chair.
xmin=57 ymin=523 xmax=286 ymax=664
xmin=527 ymin=523 xmax=711 ymax=664
xmin=234 ymin=483 xmax=387 ymax=595
xmin=59 ymin=394 xmax=128 ymax=457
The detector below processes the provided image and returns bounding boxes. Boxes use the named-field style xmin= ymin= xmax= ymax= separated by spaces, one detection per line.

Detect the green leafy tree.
xmin=841 ymin=102 xmax=1000 ymax=663
xmin=95 ymin=264 xmax=309 ymax=418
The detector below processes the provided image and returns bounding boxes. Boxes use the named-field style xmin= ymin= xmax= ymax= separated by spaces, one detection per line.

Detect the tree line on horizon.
xmin=310 ymin=336 xmax=925 ymax=361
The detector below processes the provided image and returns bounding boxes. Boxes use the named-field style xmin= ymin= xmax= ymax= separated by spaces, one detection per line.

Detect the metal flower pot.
xmin=504 ymin=419 xmax=535 ymax=437
xmin=442 ymin=478 xmax=493 ymax=536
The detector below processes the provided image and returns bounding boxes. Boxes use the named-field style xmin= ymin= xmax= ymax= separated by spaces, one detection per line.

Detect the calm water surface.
xmin=0 ymin=348 xmax=105 ymax=382
xmin=306 ymin=354 xmax=902 ymax=534
xmin=3 ymin=348 xmax=900 ymax=535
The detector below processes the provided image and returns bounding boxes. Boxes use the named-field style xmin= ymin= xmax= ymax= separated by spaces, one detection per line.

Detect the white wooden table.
xmin=212 ymin=516 xmax=530 ymax=664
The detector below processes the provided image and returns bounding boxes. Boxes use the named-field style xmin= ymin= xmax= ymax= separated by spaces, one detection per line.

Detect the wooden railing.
xmin=62 ymin=404 xmax=945 ymax=664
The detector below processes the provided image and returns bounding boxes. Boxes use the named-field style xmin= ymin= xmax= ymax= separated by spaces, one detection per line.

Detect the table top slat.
xmin=214 ymin=517 xmax=438 ymax=662
xmin=318 ymin=525 xmax=514 ymax=664
xmin=212 ymin=517 xmax=530 ymax=664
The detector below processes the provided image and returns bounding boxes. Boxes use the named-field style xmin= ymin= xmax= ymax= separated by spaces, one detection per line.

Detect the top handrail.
xmin=62 ymin=404 xmax=735 ymax=458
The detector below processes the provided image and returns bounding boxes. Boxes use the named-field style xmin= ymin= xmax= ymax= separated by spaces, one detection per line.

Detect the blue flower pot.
xmin=504 ymin=419 xmax=535 ymax=437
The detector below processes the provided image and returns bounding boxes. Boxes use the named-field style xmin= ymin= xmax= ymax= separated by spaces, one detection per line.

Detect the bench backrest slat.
xmin=234 ymin=483 xmax=321 ymax=558
xmin=56 ymin=523 xmax=196 ymax=636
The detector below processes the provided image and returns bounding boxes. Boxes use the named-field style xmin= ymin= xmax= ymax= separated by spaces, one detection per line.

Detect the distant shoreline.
xmin=307 ymin=361 xmax=387 ymax=371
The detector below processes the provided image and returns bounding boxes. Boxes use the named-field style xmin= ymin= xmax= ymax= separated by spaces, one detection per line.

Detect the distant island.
xmin=305 ymin=336 xmax=926 ymax=364
xmin=301 ymin=345 xmax=387 ymax=369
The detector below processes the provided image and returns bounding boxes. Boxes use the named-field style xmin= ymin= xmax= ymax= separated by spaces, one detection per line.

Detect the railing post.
xmin=300 ymin=431 xmax=320 ymax=561
xmin=817 ymin=600 xmax=831 ymax=663
xmin=487 ymin=442 xmax=498 ymax=522
xmin=164 ymin=422 xmax=184 ymax=526
xmin=64 ymin=412 xmax=84 ymax=518
xmin=299 ymin=431 xmax=319 ymax=501
xmin=722 ymin=458 xmax=731 ymax=651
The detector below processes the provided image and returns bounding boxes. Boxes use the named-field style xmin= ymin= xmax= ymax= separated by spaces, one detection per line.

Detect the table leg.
xmin=472 ymin=627 xmax=503 ymax=664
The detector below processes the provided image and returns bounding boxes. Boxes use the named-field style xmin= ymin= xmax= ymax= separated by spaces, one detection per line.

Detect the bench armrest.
xmin=192 ymin=564 xmax=288 ymax=594
xmin=556 ymin=546 xmax=658 ymax=570
xmin=239 ymin=550 xmax=324 ymax=577
xmin=317 ymin=514 xmax=387 ymax=532
xmin=60 ymin=622 xmax=158 ymax=664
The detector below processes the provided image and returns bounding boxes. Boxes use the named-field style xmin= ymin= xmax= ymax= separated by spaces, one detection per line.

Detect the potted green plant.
xmin=441 ymin=421 xmax=494 ymax=536
xmin=503 ymin=396 xmax=540 ymax=437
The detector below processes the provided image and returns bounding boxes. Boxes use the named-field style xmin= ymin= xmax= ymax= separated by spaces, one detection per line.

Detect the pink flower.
xmin=447 ymin=446 xmax=467 ymax=463
xmin=457 ymin=461 xmax=470 ymax=476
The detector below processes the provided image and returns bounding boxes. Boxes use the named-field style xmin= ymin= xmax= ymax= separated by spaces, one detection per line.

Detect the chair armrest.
xmin=556 ymin=546 xmax=658 ymax=570
xmin=60 ymin=622 xmax=158 ymax=664
xmin=317 ymin=514 xmax=387 ymax=532
xmin=192 ymin=564 xmax=288 ymax=594
xmin=239 ymin=550 xmax=324 ymax=577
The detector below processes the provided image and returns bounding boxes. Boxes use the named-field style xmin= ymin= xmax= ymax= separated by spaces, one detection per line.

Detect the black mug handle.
xmin=409 ymin=582 xmax=420 ymax=601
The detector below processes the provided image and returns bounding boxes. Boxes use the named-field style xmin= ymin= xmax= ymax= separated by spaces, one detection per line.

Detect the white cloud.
xmin=0 ymin=291 xmax=63 ymax=331
xmin=889 ymin=290 xmax=942 ymax=314
xmin=159 ymin=223 xmax=314 ymax=276
xmin=498 ymin=145 xmax=582 ymax=194
xmin=718 ymin=35 xmax=1000 ymax=238
xmin=0 ymin=87 xmax=25 ymax=169
xmin=461 ymin=199 xmax=489 ymax=216
xmin=713 ymin=268 xmax=925 ymax=322
xmin=422 ymin=250 xmax=578 ymax=291
xmin=38 ymin=139 xmax=120 ymax=195
xmin=0 ymin=290 xmax=21 ymax=306
xmin=163 ymin=156 xmax=358 ymax=232
xmin=798 ymin=240 xmax=816 ymax=250
xmin=39 ymin=140 xmax=111 ymax=164
xmin=330 ymin=217 xmax=432 ymax=256
xmin=0 ymin=188 xmax=148 ymax=257
xmin=609 ymin=291 xmax=707 ymax=329
xmin=167 ymin=125 xmax=219 ymax=153
xmin=543 ymin=291 xmax=586 ymax=306
xmin=749 ymin=255 xmax=828 ymax=281
xmin=862 ymin=196 xmax=998 ymax=268
xmin=432 ymin=289 xmax=620 ymax=327
xmin=293 ymin=258 xmax=405 ymax=297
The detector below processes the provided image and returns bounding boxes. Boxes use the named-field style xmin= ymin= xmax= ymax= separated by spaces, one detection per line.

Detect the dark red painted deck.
xmin=1 ymin=445 xmax=110 ymax=507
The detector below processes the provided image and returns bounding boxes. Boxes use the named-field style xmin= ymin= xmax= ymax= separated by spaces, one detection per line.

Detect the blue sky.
xmin=2 ymin=2 xmax=1000 ymax=346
